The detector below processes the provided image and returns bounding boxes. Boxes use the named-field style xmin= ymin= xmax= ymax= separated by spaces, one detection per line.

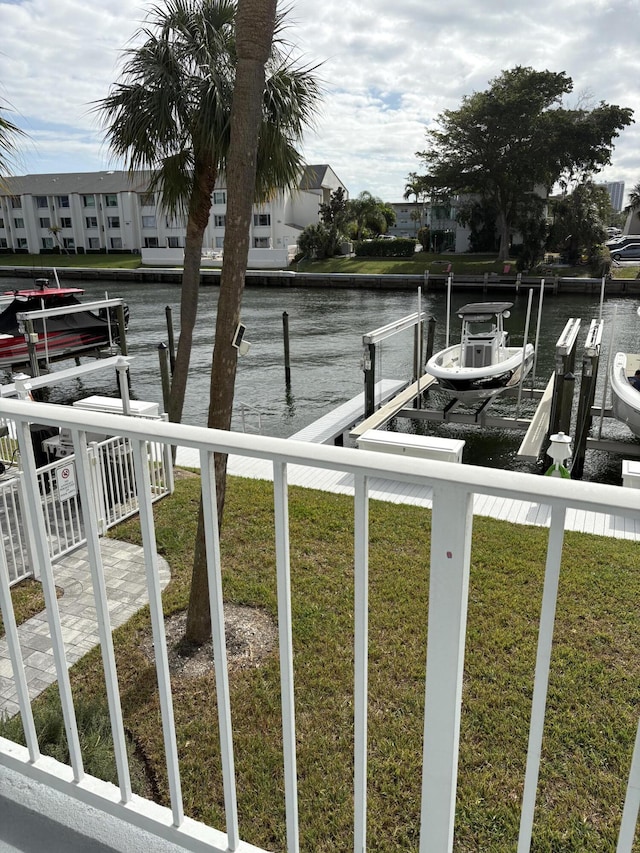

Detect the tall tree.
xmin=629 ymin=182 xmax=640 ymax=212
xmin=548 ymin=182 xmax=609 ymax=263
xmin=403 ymin=172 xmax=429 ymax=233
xmin=98 ymin=0 xmax=319 ymax=425
xmin=185 ymin=0 xmax=278 ymax=643
xmin=0 ymin=101 xmax=24 ymax=185
xmin=417 ymin=67 xmax=633 ymax=260
xmin=346 ymin=191 xmax=388 ymax=239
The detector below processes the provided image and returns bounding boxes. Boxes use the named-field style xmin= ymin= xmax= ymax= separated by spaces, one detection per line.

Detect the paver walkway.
xmin=0 ymin=539 xmax=170 ymax=718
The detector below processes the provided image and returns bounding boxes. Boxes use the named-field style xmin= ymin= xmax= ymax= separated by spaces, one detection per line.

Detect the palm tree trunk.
xmin=168 ymin=158 xmax=217 ymax=425
xmin=184 ymin=0 xmax=278 ymax=644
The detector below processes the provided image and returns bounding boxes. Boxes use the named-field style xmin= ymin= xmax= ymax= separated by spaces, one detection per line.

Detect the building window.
xmin=39 ymin=217 xmax=51 ymax=229
xmin=140 ymin=192 xmax=155 ymax=206
xmin=105 ymin=194 xmax=118 ymax=207
xmin=0 ymin=238 xmax=7 ymax=248
xmin=167 ymin=237 xmax=182 ymax=248
xmin=215 ymin=236 xmax=224 ymax=249
xmin=35 ymin=196 xmax=48 ymax=208
xmin=82 ymin=194 xmax=96 ymax=207
xmin=253 ymin=213 xmax=271 ymax=226
xmin=0 ymin=218 xmax=4 ymax=229
xmin=10 ymin=197 xmax=22 ymax=209
xmin=85 ymin=216 xmax=98 ymax=228
xmin=88 ymin=237 xmax=100 ymax=249
xmin=144 ymin=237 xmax=159 ymax=248
xmin=60 ymin=217 xmax=72 ymax=228
xmin=56 ymin=195 xmax=70 ymax=208
xmin=41 ymin=237 xmax=54 ymax=250
xmin=63 ymin=237 xmax=75 ymax=249
xmin=13 ymin=217 xmax=24 ymax=229
xmin=110 ymin=237 xmax=123 ymax=249
xmin=214 ymin=214 xmax=226 ymax=227
xmin=213 ymin=191 xmax=226 ymax=205
xmin=16 ymin=237 xmax=28 ymax=249
xmin=107 ymin=216 xmax=120 ymax=228
xmin=142 ymin=215 xmax=156 ymax=228
xmin=253 ymin=237 xmax=270 ymax=248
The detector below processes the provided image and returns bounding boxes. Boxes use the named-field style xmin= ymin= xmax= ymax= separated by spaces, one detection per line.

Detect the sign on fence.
xmin=56 ymin=460 xmax=77 ymax=502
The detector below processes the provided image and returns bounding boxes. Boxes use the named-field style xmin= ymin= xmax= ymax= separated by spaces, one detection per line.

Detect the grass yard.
xmin=3 ymin=474 xmax=640 ymax=850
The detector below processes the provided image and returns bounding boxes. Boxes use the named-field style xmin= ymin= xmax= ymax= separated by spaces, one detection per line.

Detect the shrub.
xmin=354 ymin=238 xmax=416 ymax=258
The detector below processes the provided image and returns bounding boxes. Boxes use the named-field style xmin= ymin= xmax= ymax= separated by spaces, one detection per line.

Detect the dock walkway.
xmin=176 ymin=394 xmax=640 ymax=542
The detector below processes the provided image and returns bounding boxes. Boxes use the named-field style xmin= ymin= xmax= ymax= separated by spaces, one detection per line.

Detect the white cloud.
xmin=1 ymin=0 xmax=638 ymax=202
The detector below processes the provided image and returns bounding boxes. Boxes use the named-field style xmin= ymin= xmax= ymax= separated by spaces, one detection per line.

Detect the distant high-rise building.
xmin=599 ymin=181 xmax=625 ymax=212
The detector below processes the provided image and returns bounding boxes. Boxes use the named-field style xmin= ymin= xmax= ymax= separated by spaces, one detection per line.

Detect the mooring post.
xmin=426 ymin=316 xmax=436 ymax=363
xmin=116 ymin=304 xmax=128 ymax=357
xmin=165 ymin=306 xmax=176 ymax=374
xmin=158 ymin=343 xmax=171 ymax=415
xmin=282 ymin=311 xmax=291 ymax=388
xmin=25 ymin=319 xmax=40 ymax=378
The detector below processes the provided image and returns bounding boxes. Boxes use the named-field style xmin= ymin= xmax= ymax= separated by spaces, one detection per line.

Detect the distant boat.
xmin=426 ymin=301 xmax=535 ymax=402
xmin=0 ymin=278 xmax=128 ymax=371
xmin=609 ymin=351 xmax=640 ymax=438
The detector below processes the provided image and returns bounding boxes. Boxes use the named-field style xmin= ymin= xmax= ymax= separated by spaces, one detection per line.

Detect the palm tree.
xmin=97 ymin=0 xmax=320 ymax=425
xmin=0 ymin=101 xmax=25 ymax=186
xmin=185 ymin=0 xmax=278 ymax=643
xmin=404 ymin=172 xmax=429 ymax=234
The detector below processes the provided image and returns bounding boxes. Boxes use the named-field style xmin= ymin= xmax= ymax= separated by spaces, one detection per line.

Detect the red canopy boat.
xmin=0 ymin=278 xmax=128 ymax=371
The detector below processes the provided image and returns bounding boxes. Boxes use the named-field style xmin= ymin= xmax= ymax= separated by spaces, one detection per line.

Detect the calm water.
xmin=3 ymin=276 xmax=639 ymax=483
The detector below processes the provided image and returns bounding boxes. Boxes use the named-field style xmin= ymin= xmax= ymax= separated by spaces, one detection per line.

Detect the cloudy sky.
xmin=1 ymin=0 xmax=639 ymax=205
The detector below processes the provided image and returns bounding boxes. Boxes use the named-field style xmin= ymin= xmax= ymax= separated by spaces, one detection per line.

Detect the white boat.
xmin=609 ymin=351 xmax=640 ymax=438
xmin=426 ymin=301 xmax=535 ymax=402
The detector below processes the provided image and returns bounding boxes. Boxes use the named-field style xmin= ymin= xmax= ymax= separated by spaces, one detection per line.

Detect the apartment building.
xmin=0 ymin=165 xmax=346 ymax=256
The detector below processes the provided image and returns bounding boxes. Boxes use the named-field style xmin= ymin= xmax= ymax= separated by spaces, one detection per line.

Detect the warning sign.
xmin=56 ymin=461 xmax=77 ymax=502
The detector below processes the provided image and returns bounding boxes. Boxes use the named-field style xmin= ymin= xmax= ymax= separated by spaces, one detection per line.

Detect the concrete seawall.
xmin=0 ymin=265 xmax=638 ymax=294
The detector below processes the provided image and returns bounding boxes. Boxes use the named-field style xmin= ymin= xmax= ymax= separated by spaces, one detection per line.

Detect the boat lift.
xmin=16 ymin=296 xmax=128 ymax=377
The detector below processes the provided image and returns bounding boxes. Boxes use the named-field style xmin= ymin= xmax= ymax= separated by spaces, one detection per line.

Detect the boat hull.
xmin=610 ymin=352 xmax=640 ymax=438
xmin=427 ymin=344 xmax=535 ymax=402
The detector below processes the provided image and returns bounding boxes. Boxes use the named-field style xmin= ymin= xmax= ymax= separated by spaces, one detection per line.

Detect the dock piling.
xmin=283 ymin=311 xmax=291 ymax=388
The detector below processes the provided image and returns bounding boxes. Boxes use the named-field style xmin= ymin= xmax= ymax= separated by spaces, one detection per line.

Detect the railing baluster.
xmin=0 ymin=543 xmax=40 ymax=760
xmin=353 ymin=472 xmax=369 ymax=853
xmin=199 ymin=449 xmax=239 ymax=849
xmin=616 ymin=715 xmax=640 ymax=853
xmin=273 ymin=461 xmax=299 ymax=853
xmin=72 ymin=430 xmax=133 ymax=803
xmin=15 ymin=420 xmax=85 ymax=782
xmin=419 ymin=485 xmax=473 ymax=853
xmin=130 ymin=437 xmax=184 ymax=827
xmin=517 ymin=505 xmax=566 ymax=852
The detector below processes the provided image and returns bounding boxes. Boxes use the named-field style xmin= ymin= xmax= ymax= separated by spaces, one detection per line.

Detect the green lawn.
xmin=1 ymin=251 xmax=636 ymax=280
xmin=4 ymin=474 xmax=639 ymax=851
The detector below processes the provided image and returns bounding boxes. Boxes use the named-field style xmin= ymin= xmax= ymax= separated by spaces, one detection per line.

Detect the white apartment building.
xmin=0 ymin=165 xmax=346 ymax=257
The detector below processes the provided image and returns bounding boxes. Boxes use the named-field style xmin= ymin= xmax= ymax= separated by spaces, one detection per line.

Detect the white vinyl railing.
xmin=0 ymin=426 xmax=172 ymax=583
xmin=0 ymin=396 xmax=638 ymax=853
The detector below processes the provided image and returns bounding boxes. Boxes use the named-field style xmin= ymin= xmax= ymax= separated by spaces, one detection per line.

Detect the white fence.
xmin=0 ymin=396 xmax=639 ymax=852
xmin=0 ymin=426 xmax=172 ymax=586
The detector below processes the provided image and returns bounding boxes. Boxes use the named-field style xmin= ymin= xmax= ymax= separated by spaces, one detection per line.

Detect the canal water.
xmin=2 ymin=276 xmax=639 ymax=483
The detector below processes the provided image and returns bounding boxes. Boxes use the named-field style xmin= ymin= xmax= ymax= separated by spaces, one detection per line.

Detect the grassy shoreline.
xmin=0 ymin=251 xmax=637 ymax=280
xmin=4 ymin=474 xmax=639 ymax=850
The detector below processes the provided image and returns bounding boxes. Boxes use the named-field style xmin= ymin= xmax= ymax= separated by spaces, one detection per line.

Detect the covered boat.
xmin=609 ymin=351 xmax=640 ymax=438
xmin=426 ymin=301 xmax=534 ymax=402
xmin=0 ymin=279 xmax=127 ymax=371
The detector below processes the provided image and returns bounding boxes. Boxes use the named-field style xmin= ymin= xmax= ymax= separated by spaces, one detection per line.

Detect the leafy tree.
xmin=629 ymin=182 xmax=640 ymax=212
xmin=319 ymin=186 xmax=347 ymax=227
xmin=185 ymin=0 xmax=279 ymax=644
xmin=417 ymin=66 xmax=633 ymax=260
xmin=98 ymin=0 xmax=320 ymax=426
xmin=547 ymin=181 xmax=608 ymax=264
xmin=0 ymin=100 xmax=25 ymax=186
